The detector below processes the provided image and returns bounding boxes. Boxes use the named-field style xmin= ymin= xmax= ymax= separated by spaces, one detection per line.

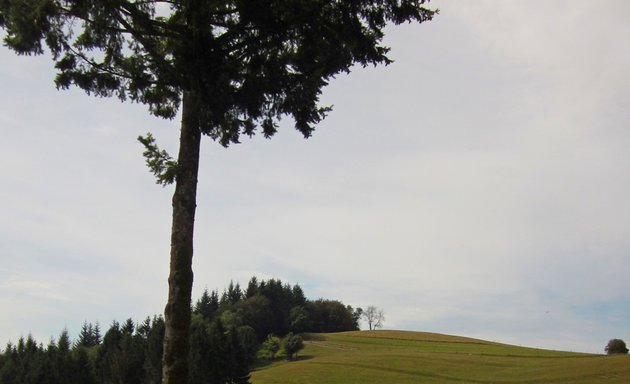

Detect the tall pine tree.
xmin=1 ymin=3 xmax=437 ymax=382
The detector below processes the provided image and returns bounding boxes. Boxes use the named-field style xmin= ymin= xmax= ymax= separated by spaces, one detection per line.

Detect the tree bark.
xmin=162 ymin=91 xmax=201 ymax=384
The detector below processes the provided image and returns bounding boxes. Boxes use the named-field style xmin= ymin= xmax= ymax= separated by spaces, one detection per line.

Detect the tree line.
xmin=0 ymin=277 xmax=361 ymax=384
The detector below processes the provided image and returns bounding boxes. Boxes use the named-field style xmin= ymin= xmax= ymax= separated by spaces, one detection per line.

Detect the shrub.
xmin=256 ymin=335 xmax=282 ymax=361
xmin=282 ymin=333 xmax=304 ymax=361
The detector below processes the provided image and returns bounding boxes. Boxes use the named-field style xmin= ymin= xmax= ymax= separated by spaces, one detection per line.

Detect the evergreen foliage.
xmin=0 ymin=331 xmax=94 ymax=384
xmin=198 ymin=277 xmax=359 ymax=340
xmin=76 ymin=321 xmax=101 ymax=348
xmin=194 ymin=288 xmax=220 ymax=320
xmin=0 ymin=276 xmax=358 ymax=382
xmin=0 ymin=0 xmax=436 ymax=144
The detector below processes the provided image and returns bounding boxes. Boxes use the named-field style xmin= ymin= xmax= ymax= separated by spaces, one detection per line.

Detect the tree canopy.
xmin=1 ymin=0 xmax=436 ymax=147
xmin=605 ymin=339 xmax=629 ymax=355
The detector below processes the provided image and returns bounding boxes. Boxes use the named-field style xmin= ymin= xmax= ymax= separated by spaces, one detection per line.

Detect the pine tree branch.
xmin=138 ymin=132 xmax=178 ymax=186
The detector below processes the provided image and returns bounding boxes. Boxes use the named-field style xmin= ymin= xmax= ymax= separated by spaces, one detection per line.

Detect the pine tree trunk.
xmin=162 ymin=91 xmax=201 ymax=384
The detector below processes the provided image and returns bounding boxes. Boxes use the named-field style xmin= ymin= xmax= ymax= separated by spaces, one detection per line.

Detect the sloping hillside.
xmin=251 ymin=330 xmax=629 ymax=384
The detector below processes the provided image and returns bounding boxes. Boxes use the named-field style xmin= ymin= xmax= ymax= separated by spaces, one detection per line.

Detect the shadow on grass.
xmin=251 ymin=355 xmax=315 ymax=371
xmin=303 ymin=333 xmax=325 ymax=341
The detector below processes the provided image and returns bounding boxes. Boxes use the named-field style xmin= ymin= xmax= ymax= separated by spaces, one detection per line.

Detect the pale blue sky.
xmin=1 ymin=0 xmax=629 ymax=354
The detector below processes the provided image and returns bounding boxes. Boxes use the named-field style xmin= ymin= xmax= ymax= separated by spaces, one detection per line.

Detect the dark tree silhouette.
xmin=605 ymin=339 xmax=629 ymax=355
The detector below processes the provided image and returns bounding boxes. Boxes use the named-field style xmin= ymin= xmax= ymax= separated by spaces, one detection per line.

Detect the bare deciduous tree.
xmin=363 ymin=305 xmax=385 ymax=330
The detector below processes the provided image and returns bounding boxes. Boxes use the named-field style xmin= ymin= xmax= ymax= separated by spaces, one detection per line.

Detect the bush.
xmin=605 ymin=339 xmax=628 ymax=355
xmin=256 ymin=335 xmax=282 ymax=361
xmin=282 ymin=333 xmax=304 ymax=361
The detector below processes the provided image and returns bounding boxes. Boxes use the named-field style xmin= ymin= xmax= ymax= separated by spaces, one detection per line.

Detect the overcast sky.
xmin=1 ymin=0 xmax=629 ymax=354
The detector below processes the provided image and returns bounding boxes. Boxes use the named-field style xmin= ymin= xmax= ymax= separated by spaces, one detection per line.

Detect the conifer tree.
xmin=95 ymin=321 xmax=122 ymax=383
xmin=226 ymin=326 xmax=251 ymax=384
xmin=76 ymin=321 xmax=101 ymax=348
xmin=57 ymin=329 xmax=71 ymax=355
xmin=194 ymin=288 xmax=219 ymax=320
xmin=143 ymin=316 xmax=165 ymax=384
xmin=93 ymin=322 xmax=102 ymax=346
xmin=1 ymin=5 xmax=436 ymax=381
xmin=221 ymin=281 xmax=243 ymax=307
xmin=70 ymin=347 xmax=96 ymax=384
xmin=245 ymin=277 xmax=259 ymax=298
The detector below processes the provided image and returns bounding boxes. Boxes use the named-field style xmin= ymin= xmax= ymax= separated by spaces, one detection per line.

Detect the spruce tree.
xmin=143 ymin=316 xmax=165 ymax=384
xmin=194 ymin=288 xmax=218 ymax=320
xmin=76 ymin=321 xmax=100 ymax=348
xmin=1 ymin=3 xmax=437 ymax=382
xmin=245 ymin=277 xmax=259 ymax=299
xmin=95 ymin=321 xmax=122 ymax=383
xmin=0 ymin=343 xmax=18 ymax=384
xmin=93 ymin=322 xmax=102 ymax=346
xmin=57 ymin=330 xmax=71 ymax=355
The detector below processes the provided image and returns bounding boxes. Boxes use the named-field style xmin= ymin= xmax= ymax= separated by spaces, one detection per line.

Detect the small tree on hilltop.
xmin=362 ymin=305 xmax=385 ymax=330
xmin=605 ymin=339 xmax=629 ymax=355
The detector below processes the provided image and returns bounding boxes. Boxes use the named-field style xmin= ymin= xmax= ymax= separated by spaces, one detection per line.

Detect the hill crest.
xmin=252 ymin=330 xmax=629 ymax=384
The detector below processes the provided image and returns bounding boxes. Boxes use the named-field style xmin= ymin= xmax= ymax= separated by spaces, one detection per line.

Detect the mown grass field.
xmin=251 ymin=330 xmax=630 ymax=383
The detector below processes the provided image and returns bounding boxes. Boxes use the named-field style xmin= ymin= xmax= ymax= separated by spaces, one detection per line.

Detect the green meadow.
xmin=251 ymin=330 xmax=630 ymax=384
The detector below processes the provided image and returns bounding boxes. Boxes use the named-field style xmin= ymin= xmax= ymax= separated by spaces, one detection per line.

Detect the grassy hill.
xmin=250 ymin=330 xmax=630 ymax=384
